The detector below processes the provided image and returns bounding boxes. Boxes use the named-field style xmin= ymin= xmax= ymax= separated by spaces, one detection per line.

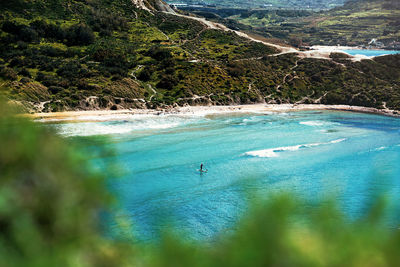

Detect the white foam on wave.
xmin=330 ymin=138 xmax=346 ymax=144
xmin=299 ymin=121 xmax=325 ymax=126
xmin=245 ymin=145 xmax=302 ymax=158
xmin=38 ymin=112 xmax=210 ymax=123
xmin=244 ymin=138 xmax=346 ymax=158
xmin=241 ymin=116 xmax=266 ymax=124
xmin=52 ymin=116 xmax=199 ymax=136
xmin=35 ymin=114 xmax=137 ymax=123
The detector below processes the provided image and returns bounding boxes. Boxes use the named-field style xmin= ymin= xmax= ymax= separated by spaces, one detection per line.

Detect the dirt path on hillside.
xmin=170 ymin=12 xmax=296 ymax=54
xmin=167 ymin=11 xmax=363 ymax=61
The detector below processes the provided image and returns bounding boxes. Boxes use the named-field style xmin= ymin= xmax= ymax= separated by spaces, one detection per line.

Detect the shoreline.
xmin=307 ymin=45 xmax=400 ymax=61
xmin=27 ymin=104 xmax=400 ymax=122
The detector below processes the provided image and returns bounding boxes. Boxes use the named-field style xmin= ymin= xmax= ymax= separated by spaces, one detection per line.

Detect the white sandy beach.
xmin=28 ymin=104 xmax=399 ymax=122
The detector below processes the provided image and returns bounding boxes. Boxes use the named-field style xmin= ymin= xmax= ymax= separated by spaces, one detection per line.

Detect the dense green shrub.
xmin=146 ymin=46 xmax=173 ymax=61
xmin=0 ymin=67 xmax=17 ymax=80
xmin=2 ymin=20 xmax=21 ymax=35
xmin=138 ymin=66 xmax=152 ymax=81
xmin=18 ymin=68 xmax=31 ymax=78
xmin=1 ymin=21 xmax=39 ymax=42
xmin=157 ymin=74 xmax=179 ymax=90
xmin=65 ymin=24 xmax=95 ymax=46
xmin=56 ymin=61 xmax=83 ymax=79
xmin=92 ymin=47 xmax=131 ymax=68
xmin=48 ymin=86 xmax=63 ymax=94
xmin=18 ymin=26 xmax=39 ymax=42
xmin=87 ymin=9 xmax=128 ymax=32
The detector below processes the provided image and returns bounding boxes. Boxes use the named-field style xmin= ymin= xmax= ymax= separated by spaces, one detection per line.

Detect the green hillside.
xmin=1 ymin=0 xmax=400 ymax=112
xmin=166 ymin=0 xmax=345 ymax=10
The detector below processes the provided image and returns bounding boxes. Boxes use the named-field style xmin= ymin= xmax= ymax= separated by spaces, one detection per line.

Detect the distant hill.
xmin=166 ymin=0 xmax=345 ymax=10
xmin=232 ymin=0 xmax=400 ymax=48
xmin=1 ymin=0 xmax=400 ymax=112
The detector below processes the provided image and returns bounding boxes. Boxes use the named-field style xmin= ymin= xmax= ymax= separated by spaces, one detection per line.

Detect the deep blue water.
xmin=50 ymin=111 xmax=400 ymax=241
xmin=341 ymin=49 xmax=400 ymax=57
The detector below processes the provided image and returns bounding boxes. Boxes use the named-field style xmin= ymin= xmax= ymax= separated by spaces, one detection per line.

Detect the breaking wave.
xmin=299 ymin=121 xmax=325 ymax=126
xmin=244 ymin=138 xmax=346 ymax=158
xmin=51 ymin=116 xmax=201 ymax=136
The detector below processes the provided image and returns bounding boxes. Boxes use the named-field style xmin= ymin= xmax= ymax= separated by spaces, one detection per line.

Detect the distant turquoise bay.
xmin=49 ymin=111 xmax=400 ymax=241
xmin=341 ymin=49 xmax=400 ymax=57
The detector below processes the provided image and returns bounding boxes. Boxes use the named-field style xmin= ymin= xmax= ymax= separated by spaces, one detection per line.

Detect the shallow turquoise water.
xmin=50 ymin=111 xmax=400 ymax=241
xmin=341 ymin=49 xmax=400 ymax=57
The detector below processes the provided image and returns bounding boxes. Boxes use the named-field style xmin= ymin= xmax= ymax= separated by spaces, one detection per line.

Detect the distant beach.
xmin=28 ymin=104 xmax=399 ymax=122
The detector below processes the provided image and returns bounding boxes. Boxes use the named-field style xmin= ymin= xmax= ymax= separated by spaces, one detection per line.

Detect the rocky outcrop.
xmin=27 ymin=96 xmax=146 ymax=113
xmin=153 ymin=0 xmax=176 ymax=14
xmin=131 ymin=0 xmax=153 ymax=12
xmin=77 ymin=96 xmax=146 ymax=110
xmin=131 ymin=0 xmax=176 ymax=14
xmin=13 ymin=81 xmax=51 ymax=103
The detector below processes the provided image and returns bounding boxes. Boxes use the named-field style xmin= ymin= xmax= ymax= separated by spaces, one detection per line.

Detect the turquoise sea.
xmin=341 ymin=49 xmax=400 ymax=57
xmin=49 ymin=110 xmax=400 ymax=242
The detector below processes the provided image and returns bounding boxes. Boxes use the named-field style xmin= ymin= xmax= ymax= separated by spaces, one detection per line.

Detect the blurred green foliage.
xmin=149 ymin=196 xmax=397 ymax=267
xmin=0 ymin=101 xmax=137 ymax=266
xmin=1 ymin=101 xmax=400 ymax=266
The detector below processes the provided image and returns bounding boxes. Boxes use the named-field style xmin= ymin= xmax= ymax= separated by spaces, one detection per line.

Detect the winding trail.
xmin=148 ymin=84 xmax=157 ymax=101
xmin=169 ymin=11 xmax=297 ymax=56
xmin=161 ymin=10 xmax=365 ymax=62
xmin=132 ymin=1 xmax=368 ymax=62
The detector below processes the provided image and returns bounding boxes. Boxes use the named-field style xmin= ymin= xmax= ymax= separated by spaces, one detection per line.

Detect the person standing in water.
xmin=200 ymin=163 xmax=207 ymax=173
